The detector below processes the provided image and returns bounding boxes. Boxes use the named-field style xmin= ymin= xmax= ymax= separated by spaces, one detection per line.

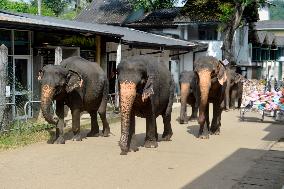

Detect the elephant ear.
xmin=66 ymin=70 xmax=83 ymax=93
xmin=217 ymin=61 xmax=227 ymax=86
xmin=142 ymin=64 xmax=156 ymax=102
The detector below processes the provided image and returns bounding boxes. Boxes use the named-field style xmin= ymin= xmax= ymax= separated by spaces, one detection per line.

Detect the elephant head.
xmin=117 ymin=58 xmax=154 ymax=153
xmin=194 ymin=56 xmax=227 ymax=126
xmin=38 ymin=65 xmax=83 ymax=125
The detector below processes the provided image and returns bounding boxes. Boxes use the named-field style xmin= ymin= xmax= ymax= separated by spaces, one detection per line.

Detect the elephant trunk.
xmin=41 ymin=84 xmax=58 ymax=125
xmin=180 ymin=83 xmax=190 ymax=124
xmin=197 ymin=70 xmax=211 ymax=126
xmin=119 ymin=81 xmax=136 ymax=154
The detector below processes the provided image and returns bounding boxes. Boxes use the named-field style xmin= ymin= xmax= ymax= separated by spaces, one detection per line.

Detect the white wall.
xmin=234 ymin=25 xmax=250 ymax=65
xmin=258 ymin=6 xmax=270 ymax=21
xmin=178 ymin=52 xmax=194 ymax=72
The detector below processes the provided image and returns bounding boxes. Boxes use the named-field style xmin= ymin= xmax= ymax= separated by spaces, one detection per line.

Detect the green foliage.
xmin=43 ymin=0 xmax=66 ymax=16
xmin=182 ymin=0 xmax=264 ymax=23
xmin=59 ymin=10 xmax=78 ymax=20
xmin=0 ymin=121 xmax=54 ymax=150
xmin=129 ymin=0 xmax=177 ymax=12
xmin=0 ymin=0 xmax=56 ymax=16
xmin=270 ymin=0 xmax=284 ymax=20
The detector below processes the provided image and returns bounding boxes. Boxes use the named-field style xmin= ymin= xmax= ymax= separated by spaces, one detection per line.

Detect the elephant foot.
xmin=53 ymin=136 xmax=65 ymax=144
xmin=72 ymin=133 xmax=82 ymax=141
xmin=179 ymin=119 xmax=188 ymax=124
xmin=102 ymin=127 xmax=110 ymax=137
xmin=129 ymin=135 xmax=139 ymax=152
xmin=87 ymin=131 xmax=100 ymax=137
xmin=198 ymin=129 xmax=209 ymax=139
xmin=198 ymin=133 xmax=209 ymax=139
xmin=210 ymin=127 xmax=220 ymax=135
xmin=144 ymin=140 xmax=158 ymax=148
xmin=119 ymin=143 xmax=129 ymax=155
xmin=161 ymin=131 xmax=173 ymax=141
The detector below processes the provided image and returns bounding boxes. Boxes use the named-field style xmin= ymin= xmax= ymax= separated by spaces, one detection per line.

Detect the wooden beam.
xmin=95 ymin=35 xmax=101 ymax=65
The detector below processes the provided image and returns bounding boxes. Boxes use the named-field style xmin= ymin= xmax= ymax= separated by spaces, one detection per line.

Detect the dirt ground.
xmin=0 ymin=105 xmax=283 ymax=189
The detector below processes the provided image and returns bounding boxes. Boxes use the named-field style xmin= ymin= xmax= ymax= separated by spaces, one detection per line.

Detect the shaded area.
xmin=182 ymin=147 xmax=284 ymax=189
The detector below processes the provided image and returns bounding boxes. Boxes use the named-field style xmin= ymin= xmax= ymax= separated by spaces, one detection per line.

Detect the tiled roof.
xmin=76 ymin=0 xmax=133 ymax=25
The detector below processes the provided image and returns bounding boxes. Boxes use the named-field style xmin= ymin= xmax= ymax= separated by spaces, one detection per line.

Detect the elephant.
xmin=38 ymin=56 xmax=110 ymax=144
xmin=179 ymin=71 xmax=199 ymax=124
xmin=117 ymin=56 xmax=175 ymax=155
xmin=223 ymin=67 xmax=234 ymax=111
xmin=229 ymin=73 xmax=244 ymax=109
xmin=194 ymin=56 xmax=227 ymax=139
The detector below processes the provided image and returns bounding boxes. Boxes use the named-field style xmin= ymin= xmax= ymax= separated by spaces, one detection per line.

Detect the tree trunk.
xmin=222 ymin=3 xmax=246 ymax=64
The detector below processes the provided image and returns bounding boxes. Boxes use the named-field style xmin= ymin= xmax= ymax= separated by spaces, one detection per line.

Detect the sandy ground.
xmin=0 ymin=105 xmax=283 ymax=189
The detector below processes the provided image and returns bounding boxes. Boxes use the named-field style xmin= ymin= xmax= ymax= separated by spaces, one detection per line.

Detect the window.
xmin=198 ymin=24 xmax=218 ymax=40
xmin=0 ymin=29 xmax=12 ymax=55
xmin=14 ymin=31 xmax=30 ymax=55
xmin=252 ymin=47 xmax=261 ymax=61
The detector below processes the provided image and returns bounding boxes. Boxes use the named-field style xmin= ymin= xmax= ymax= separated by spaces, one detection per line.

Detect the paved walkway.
xmin=0 ymin=105 xmax=283 ymax=189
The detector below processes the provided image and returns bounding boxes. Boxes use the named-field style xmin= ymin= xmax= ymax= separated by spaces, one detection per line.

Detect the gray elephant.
xmin=194 ymin=56 xmax=227 ymax=139
xmin=229 ymin=73 xmax=244 ymax=109
xmin=38 ymin=56 xmax=110 ymax=144
xmin=179 ymin=71 xmax=199 ymax=124
xmin=117 ymin=56 xmax=174 ymax=155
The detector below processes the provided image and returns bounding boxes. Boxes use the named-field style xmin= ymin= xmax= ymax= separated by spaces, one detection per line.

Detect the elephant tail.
xmin=165 ymin=75 xmax=175 ymax=116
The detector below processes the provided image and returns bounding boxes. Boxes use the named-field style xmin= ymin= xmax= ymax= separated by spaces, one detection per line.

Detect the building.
xmin=76 ymin=0 xmax=248 ymax=80
xmin=0 ymin=10 xmax=199 ymax=120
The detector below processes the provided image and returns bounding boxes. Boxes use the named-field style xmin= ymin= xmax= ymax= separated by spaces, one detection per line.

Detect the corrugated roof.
xmin=0 ymin=10 xmax=122 ymax=37
xmin=275 ymin=36 xmax=284 ymax=46
xmin=76 ymin=0 xmax=132 ymax=25
xmin=255 ymin=20 xmax=284 ymax=30
xmin=0 ymin=10 xmax=197 ymax=50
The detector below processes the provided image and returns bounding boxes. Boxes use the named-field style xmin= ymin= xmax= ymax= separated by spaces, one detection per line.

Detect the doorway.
xmin=13 ymin=57 xmax=31 ymax=119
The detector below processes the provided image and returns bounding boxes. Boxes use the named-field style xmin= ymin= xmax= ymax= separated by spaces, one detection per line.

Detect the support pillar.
xmin=95 ymin=35 xmax=101 ymax=65
xmin=0 ymin=45 xmax=8 ymax=128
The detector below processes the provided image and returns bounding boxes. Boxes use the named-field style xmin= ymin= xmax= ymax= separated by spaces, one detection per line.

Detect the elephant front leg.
xmin=87 ymin=112 xmax=100 ymax=137
xmin=98 ymin=102 xmax=110 ymax=137
xmin=129 ymin=112 xmax=138 ymax=152
xmin=189 ymin=105 xmax=198 ymax=121
xmin=144 ymin=116 xmax=158 ymax=148
xmin=210 ymin=101 xmax=222 ymax=135
xmin=71 ymin=109 xmax=82 ymax=141
xmin=179 ymin=101 xmax=188 ymax=124
xmin=54 ymin=100 xmax=65 ymax=144
xmin=198 ymin=106 xmax=210 ymax=139
xmin=161 ymin=113 xmax=173 ymax=141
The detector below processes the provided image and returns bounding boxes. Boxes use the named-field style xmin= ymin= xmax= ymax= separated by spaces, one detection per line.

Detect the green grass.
xmin=0 ymin=121 xmax=54 ymax=151
xmin=0 ymin=114 xmax=121 ymax=151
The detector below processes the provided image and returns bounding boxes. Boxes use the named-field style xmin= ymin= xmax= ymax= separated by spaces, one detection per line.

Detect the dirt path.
xmin=0 ymin=106 xmax=283 ymax=189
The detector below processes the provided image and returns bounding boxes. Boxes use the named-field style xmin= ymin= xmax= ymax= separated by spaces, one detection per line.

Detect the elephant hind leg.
xmin=98 ymin=100 xmax=110 ymax=137
xmin=71 ymin=108 xmax=82 ymax=141
xmin=144 ymin=116 xmax=158 ymax=148
xmin=161 ymin=113 xmax=173 ymax=141
xmin=87 ymin=111 xmax=100 ymax=137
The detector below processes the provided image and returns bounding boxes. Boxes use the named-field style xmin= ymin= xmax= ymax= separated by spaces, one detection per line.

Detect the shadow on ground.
xmin=182 ymin=147 xmax=284 ymax=189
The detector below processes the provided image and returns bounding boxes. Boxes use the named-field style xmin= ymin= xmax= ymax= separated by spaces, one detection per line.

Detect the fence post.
xmin=0 ymin=45 xmax=8 ymax=129
xmin=55 ymin=47 xmax=62 ymax=65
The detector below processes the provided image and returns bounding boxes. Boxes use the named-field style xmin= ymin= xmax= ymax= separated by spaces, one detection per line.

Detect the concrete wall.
xmin=258 ymin=6 xmax=270 ymax=21
xmin=234 ymin=26 xmax=250 ymax=65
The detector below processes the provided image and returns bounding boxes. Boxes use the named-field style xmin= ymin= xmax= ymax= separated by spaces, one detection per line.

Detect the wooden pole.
xmin=95 ymin=35 xmax=101 ymax=65
xmin=55 ymin=47 xmax=62 ymax=65
xmin=0 ymin=45 xmax=8 ymax=128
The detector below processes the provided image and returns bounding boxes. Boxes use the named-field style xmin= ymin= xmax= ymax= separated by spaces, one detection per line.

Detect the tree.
xmin=31 ymin=0 xmax=67 ymax=16
xmin=1 ymin=0 xmax=55 ymax=16
xmin=270 ymin=0 xmax=284 ymax=20
xmin=182 ymin=0 xmax=265 ymax=64
xmin=129 ymin=0 xmax=178 ymax=11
